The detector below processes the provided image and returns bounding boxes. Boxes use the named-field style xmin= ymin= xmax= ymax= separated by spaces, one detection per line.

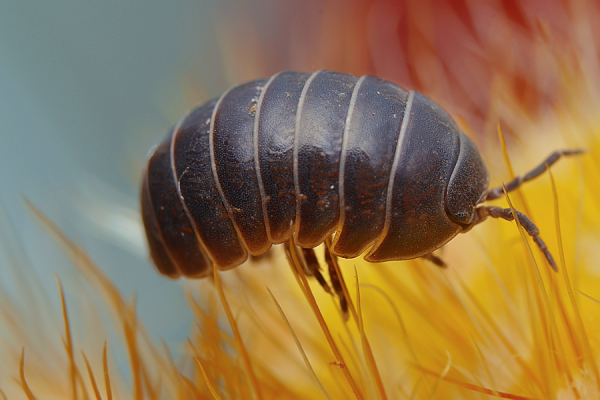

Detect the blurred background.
xmin=0 ymin=0 xmax=232 ymax=347
xmin=0 ymin=0 xmax=596 ymax=352
xmin=1 ymin=0 xmax=599 ymax=397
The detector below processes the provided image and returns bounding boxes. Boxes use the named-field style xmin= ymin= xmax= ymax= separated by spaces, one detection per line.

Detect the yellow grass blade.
xmin=19 ymin=347 xmax=37 ymax=400
xmin=267 ymin=288 xmax=331 ymax=400
xmin=419 ymin=367 xmax=542 ymax=400
xmin=212 ymin=264 xmax=263 ymax=400
xmin=81 ymin=350 xmax=103 ymax=400
xmin=550 ymin=166 xmax=600 ymax=391
xmin=285 ymin=239 xmax=364 ymax=399
xmin=57 ymin=276 xmax=78 ymax=400
xmin=195 ymin=358 xmax=223 ymax=400
xmin=505 ymin=188 xmax=557 ymax=399
xmin=103 ymin=342 xmax=113 ymax=400
xmin=353 ymin=267 xmax=387 ymax=400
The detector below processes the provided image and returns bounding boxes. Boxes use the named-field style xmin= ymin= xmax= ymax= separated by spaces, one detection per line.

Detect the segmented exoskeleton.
xmin=141 ymin=70 xmax=581 ymax=279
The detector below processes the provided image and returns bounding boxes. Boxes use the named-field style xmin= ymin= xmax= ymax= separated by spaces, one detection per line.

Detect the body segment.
xmin=293 ymin=71 xmax=358 ymax=248
xmin=332 ymin=75 xmax=408 ymax=258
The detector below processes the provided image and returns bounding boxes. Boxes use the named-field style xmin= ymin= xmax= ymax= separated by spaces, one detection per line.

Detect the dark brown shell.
xmin=141 ymin=70 xmax=489 ymax=278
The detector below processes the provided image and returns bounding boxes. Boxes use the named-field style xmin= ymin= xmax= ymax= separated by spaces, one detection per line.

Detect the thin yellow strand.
xmin=550 ymin=167 xmax=600 ymax=391
xmin=19 ymin=347 xmax=37 ymax=400
xmin=56 ymin=276 xmax=78 ymax=400
xmin=82 ymin=350 xmax=103 ymax=400
xmin=103 ymin=342 xmax=113 ymax=400
xmin=359 ymin=284 xmax=431 ymax=395
xmin=196 ymin=358 xmax=223 ymax=400
xmin=123 ymin=297 xmax=143 ymax=400
xmin=353 ymin=266 xmax=388 ymax=400
xmin=268 ymin=288 xmax=331 ymax=400
xmin=418 ymin=366 xmax=542 ymax=400
xmin=324 ymin=239 xmax=386 ymax=400
xmin=505 ymin=189 xmax=558 ymax=399
xmin=428 ymin=351 xmax=452 ymax=400
xmin=212 ymin=264 xmax=263 ymax=400
xmin=285 ymin=239 xmax=364 ymax=399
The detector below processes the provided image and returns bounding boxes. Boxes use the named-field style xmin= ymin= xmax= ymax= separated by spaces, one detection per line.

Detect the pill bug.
xmin=141 ymin=70 xmax=581 ymax=280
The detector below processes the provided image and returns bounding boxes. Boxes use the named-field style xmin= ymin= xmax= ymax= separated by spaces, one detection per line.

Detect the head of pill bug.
xmin=445 ymin=132 xmax=489 ymax=227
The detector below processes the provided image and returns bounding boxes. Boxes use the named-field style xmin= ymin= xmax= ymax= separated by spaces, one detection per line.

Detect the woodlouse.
xmin=141 ymin=70 xmax=581 ymax=279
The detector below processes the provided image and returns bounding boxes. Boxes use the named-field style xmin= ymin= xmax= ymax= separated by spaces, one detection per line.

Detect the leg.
xmin=466 ymin=206 xmax=557 ymax=271
xmin=486 ymin=149 xmax=585 ymax=200
xmin=284 ymin=240 xmax=349 ymax=318
xmin=324 ymin=245 xmax=349 ymax=318
xmin=301 ymin=247 xmax=331 ymax=294
xmin=421 ymin=253 xmax=447 ymax=268
xmin=283 ymin=241 xmax=332 ymax=294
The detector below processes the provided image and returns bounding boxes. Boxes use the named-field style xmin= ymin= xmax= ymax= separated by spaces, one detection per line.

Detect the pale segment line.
xmin=253 ymin=72 xmax=280 ymax=244
xmin=332 ymin=74 xmax=367 ymax=247
xmin=142 ymin=159 xmax=180 ymax=276
xmin=208 ymin=85 xmax=250 ymax=257
xmin=168 ymin=111 xmax=210 ymax=274
xmin=368 ymin=90 xmax=415 ymax=256
xmin=292 ymin=70 xmax=322 ymax=239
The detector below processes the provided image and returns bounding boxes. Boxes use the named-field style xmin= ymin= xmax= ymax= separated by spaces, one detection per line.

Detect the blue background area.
xmin=0 ymin=0 xmax=233 ymax=353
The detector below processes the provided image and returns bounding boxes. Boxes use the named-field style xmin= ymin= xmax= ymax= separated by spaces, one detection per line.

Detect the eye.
xmin=453 ymin=211 xmax=470 ymax=223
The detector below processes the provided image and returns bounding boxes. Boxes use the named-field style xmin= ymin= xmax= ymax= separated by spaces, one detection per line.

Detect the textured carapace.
xmin=141 ymin=70 xmax=577 ymax=278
